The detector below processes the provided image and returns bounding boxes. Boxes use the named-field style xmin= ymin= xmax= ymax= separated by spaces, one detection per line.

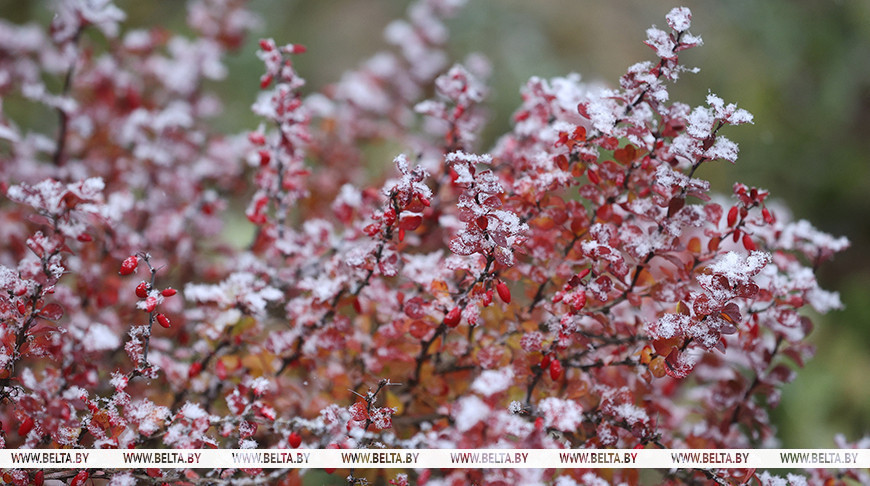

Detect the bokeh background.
xmin=3 ymin=0 xmax=868 ymax=448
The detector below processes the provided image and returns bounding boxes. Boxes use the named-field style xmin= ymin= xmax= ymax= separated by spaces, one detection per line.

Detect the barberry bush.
xmin=0 ymin=1 xmax=861 ymax=484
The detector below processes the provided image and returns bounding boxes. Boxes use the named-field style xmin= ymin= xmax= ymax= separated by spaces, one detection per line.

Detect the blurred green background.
xmin=3 ymin=0 xmax=868 ymax=448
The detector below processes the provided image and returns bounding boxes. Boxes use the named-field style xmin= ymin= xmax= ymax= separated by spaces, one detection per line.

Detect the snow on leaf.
xmin=538 ymin=397 xmax=584 ymax=432
xmin=646 ymin=313 xmax=690 ymax=341
xmin=126 ymin=399 xmax=170 ymax=436
xmin=452 ymin=395 xmax=491 ymax=432
xmin=665 ymin=7 xmax=692 ymax=32
xmin=470 ymin=367 xmax=514 ymax=397
xmin=705 ymin=135 xmax=740 ymax=163
xmin=708 ymin=250 xmax=770 ymax=287
xmin=685 ymin=105 xmax=715 ymax=139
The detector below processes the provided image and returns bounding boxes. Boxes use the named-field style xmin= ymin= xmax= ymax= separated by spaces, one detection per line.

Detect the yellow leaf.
xmin=385 ymin=389 xmax=404 ymax=416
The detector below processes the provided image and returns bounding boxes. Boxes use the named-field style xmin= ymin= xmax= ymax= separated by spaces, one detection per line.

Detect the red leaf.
xmin=403 ymin=297 xmax=427 ymax=319
xmin=664 ymin=348 xmax=695 ymax=379
xmin=18 ymin=416 xmax=34 ymax=436
xmin=704 ymin=202 xmax=723 ymax=225
xmin=587 ymin=168 xmax=601 ymax=185
xmin=399 ymin=214 xmax=422 ymax=231
xmin=614 ymin=144 xmax=636 ymax=164
xmin=349 ymin=401 xmax=368 ymax=421
xmin=720 ymin=302 xmax=742 ymax=326
xmin=38 ymin=303 xmax=63 ymax=321
xmin=667 ymin=196 xmax=685 ymax=218
xmin=409 ymin=320 xmax=430 ymax=339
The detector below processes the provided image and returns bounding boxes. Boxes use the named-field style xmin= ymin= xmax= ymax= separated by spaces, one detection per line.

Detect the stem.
xmin=139 ymin=257 xmax=159 ymax=370
xmin=408 ymin=253 xmax=495 ymax=389
xmin=277 ymin=195 xmax=399 ymax=377
xmin=347 ymin=379 xmax=392 ymax=485
xmin=52 ymin=29 xmax=82 ymax=166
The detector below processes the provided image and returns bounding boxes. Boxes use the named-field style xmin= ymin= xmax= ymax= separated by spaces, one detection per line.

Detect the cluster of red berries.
xmin=119 ymin=254 xmax=176 ymax=328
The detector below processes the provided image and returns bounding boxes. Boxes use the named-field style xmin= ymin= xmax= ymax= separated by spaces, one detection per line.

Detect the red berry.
xmin=248 ymin=131 xmax=266 ymax=145
xmin=727 ymin=205 xmax=739 ymax=227
xmin=482 ymin=290 xmax=493 ymax=307
xmin=571 ymin=291 xmax=587 ymax=311
xmin=143 ymin=296 xmax=158 ymax=313
xmin=33 ymin=471 xmax=44 ymax=486
xmin=135 ymin=282 xmax=149 ymax=299
xmin=742 ymin=233 xmax=757 ymax=251
xmin=161 ymin=288 xmax=177 ymax=297
xmin=549 ymin=358 xmax=563 ymax=381
xmin=288 ymin=432 xmax=302 ymax=448
xmin=540 ymin=353 xmax=551 ymax=370
xmin=188 ymin=361 xmax=202 ymax=379
xmin=119 ymin=255 xmax=138 ymax=276
xmin=70 ymin=471 xmax=89 ymax=486
xmin=216 ymin=359 xmax=228 ymax=380
xmin=496 ymin=281 xmax=511 ymax=304
xmin=444 ymin=306 xmax=461 ymax=328
xmin=156 ymin=313 xmax=171 ymax=328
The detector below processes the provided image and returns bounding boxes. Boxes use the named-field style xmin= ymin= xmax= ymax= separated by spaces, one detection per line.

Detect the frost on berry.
xmin=0 ymin=2 xmax=853 ymax=485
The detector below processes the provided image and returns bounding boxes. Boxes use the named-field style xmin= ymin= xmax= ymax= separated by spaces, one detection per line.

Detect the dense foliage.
xmin=0 ymin=1 xmax=860 ymax=484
